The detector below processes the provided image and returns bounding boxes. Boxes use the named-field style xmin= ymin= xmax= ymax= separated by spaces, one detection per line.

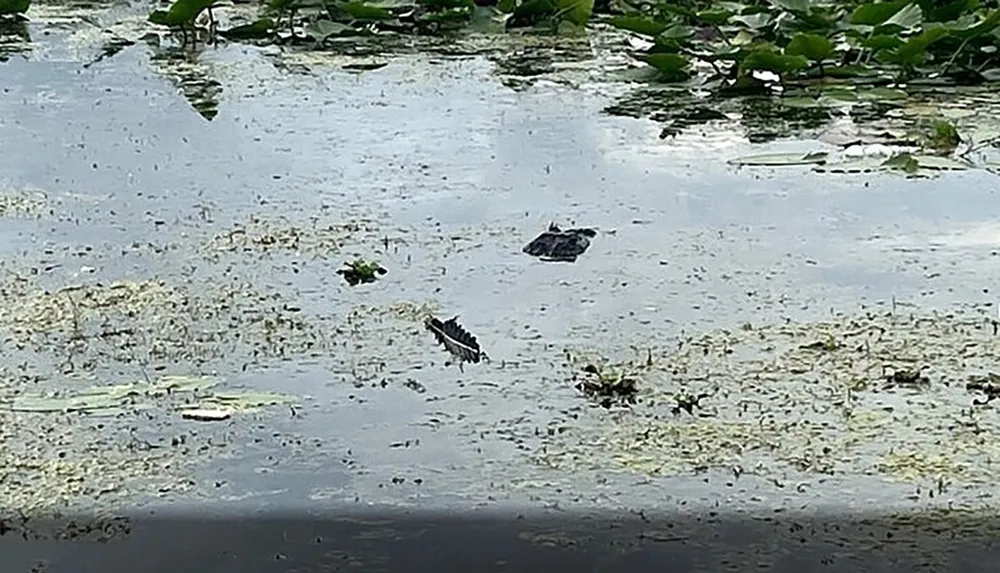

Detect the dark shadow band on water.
xmin=2 ymin=505 xmax=997 ymax=572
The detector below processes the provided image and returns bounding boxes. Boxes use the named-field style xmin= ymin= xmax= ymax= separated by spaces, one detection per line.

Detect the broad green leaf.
xmin=948 ymin=9 xmax=1000 ymax=40
xmin=877 ymin=25 xmax=950 ymax=64
xmin=922 ymin=0 xmax=978 ymax=23
xmin=556 ymin=0 xmax=593 ymax=27
xmin=497 ymin=0 xmax=515 ymax=12
xmin=863 ymin=34 xmax=904 ymax=50
xmin=785 ymin=32 xmax=834 ymax=61
xmin=731 ymin=28 xmax=756 ymax=46
xmin=306 ymin=19 xmax=355 ymax=41
xmin=728 ymin=151 xmax=828 ymax=166
xmin=879 ymin=2 xmax=922 ymax=30
xmin=608 ymin=15 xmax=667 ymax=36
xmin=823 ymin=64 xmax=878 ymax=78
xmin=731 ymin=12 xmax=773 ymax=30
xmin=341 ymin=1 xmax=394 ymax=21
xmin=741 ymin=47 xmax=810 ymax=74
xmin=0 ymin=0 xmax=29 ymax=16
xmin=850 ymin=0 xmax=910 ymax=26
xmin=149 ymin=9 xmax=170 ymax=24
xmin=637 ymin=53 xmax=691 ymax=77
xmin=219 ymin=18 xmax=275 ymax=40
xmin=695 ymin=9 xmax=732 ymax=25
xmin=658 ymin=24 xmax=694 ymax=41
xmin=162 ymin=0 xmax=218 ymax=26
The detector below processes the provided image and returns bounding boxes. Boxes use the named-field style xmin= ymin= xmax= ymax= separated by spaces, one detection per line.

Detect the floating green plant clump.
xmin=336 ymin=258 xmax=388 ymax=286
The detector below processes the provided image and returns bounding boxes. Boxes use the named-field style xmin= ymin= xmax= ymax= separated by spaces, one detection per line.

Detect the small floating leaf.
xmin=729 ymin=151 xmax=829 ymax=167
xmin=911 ymin=155 xmax=969 ymax=171
xmin=785 ymin=32 xmax=834 ymax=62
xmin=813 ymin=157 xmax=886 ymax=174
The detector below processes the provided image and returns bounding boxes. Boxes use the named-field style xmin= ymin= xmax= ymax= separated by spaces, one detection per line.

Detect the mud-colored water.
xmin=4 ymin=2 xmax=1000 ymax=537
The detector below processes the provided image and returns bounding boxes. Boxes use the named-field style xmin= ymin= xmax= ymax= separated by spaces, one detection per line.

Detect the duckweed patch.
xmin=540 ymin=309 xmax=1000 ymax=487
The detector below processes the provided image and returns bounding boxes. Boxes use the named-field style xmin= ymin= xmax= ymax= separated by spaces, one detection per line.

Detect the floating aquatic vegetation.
xmin=609 ymin=0 xmax=1000 ymax=93
xmin=574 ymin=363 xmax=639 ymax=409
xmin=9 ymin=374 xmax=216 ymax=412
xmin=7 ymin=375 xmax=297 ymax=418
xmin=190 ymin=389 xmax=298 ymax=413
xmin=883 ymin=366 xmax=930 ymax=390
xmin=967 ymin=373 xmax=1000 ymax=406
xmin=538 ymin=309 xmax=1000 ymax=488
xmin=336 ymin=258 xmax=387 ymax=286
xmin=0 ymin=188 xmax=48 ymax=217
xmin=424 ymin=315 xmax=488 ymax=372
xmin=204 ymin=215 xmax=373 ymax=259
xmin=523 ymin=223 xmax=597 ymax=263
xmin=731 ymin=116 xmax=990 ymax=176
xmin=0 ymin=278 xmax=328 ymax=369
xmin=728 ymin=151 xmax=829 ymax=167
xmin=347 ymin=300 xmax=441 ymax=323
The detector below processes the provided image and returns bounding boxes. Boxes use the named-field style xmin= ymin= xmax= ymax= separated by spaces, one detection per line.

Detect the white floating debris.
xmin=181 ymin=408 xmax=232 ymax=422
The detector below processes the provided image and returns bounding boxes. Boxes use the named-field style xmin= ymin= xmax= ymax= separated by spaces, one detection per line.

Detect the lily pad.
xmin=728 ymin=151 xmax=829 ymax=167
xmin=910 ymin=154 xmax=969 ymax=171
xmin=813 ymin=157 xmax=887 ymax=174
xmin=9 ymin=375 xmax=219 ymax=413
xmin=4 ymin=375 xmax=296 ymax=416
xmin=198 ymin=390 xmax=297 ymax=412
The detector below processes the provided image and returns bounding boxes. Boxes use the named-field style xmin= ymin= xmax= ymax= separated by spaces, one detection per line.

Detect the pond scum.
xmin=540 ymin=309 xmax=1000 ymax=489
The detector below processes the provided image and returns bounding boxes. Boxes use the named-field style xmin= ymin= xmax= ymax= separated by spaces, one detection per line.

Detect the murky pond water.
xmin=5 ymin=3 xmax=1000 ymax=559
